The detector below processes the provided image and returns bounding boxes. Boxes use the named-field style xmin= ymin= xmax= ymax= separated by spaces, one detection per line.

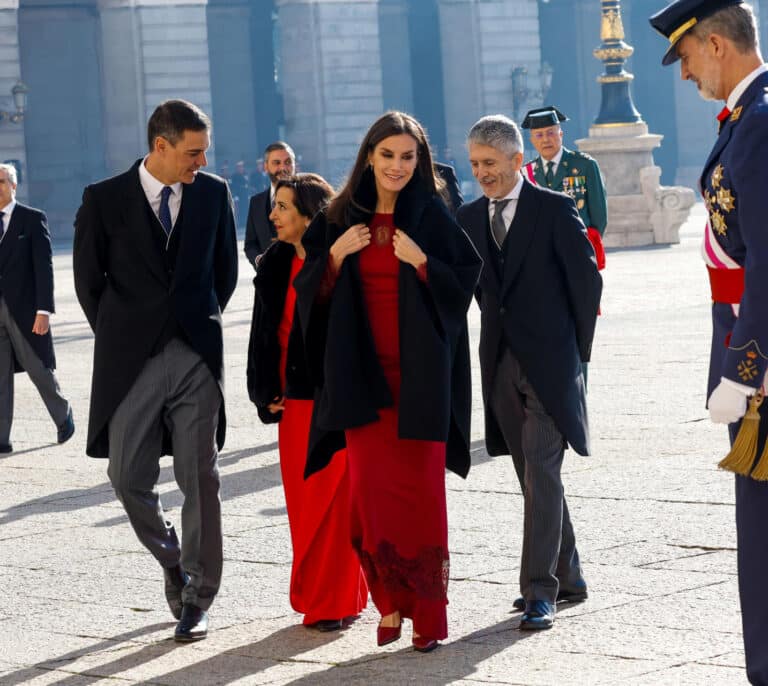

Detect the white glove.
xmin=708 ymin=380 xmax=751 ymax=424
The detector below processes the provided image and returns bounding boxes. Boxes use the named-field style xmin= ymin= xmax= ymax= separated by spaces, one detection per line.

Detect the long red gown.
xmin=345 ymin=213 xmax=450 ymax=640
xmin=277 ymin=253 xmax=368 ymax=625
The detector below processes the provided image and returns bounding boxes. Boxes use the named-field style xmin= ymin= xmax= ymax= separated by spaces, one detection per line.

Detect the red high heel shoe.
xmin=377 ymin=620 xmax=402 ymax=646
xmin=412 ymin=635 xmax=439 ymax=653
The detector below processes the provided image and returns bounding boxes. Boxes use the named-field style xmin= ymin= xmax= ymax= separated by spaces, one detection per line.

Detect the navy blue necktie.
xmin=0 ymin=210 xmax=5 ymax=237
xmin=159 ymin=186 xmax=173 ymax=236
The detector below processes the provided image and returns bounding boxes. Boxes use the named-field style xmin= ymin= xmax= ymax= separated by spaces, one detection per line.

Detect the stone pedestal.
xmin=576 ymin=122 xmax=694 ymax=247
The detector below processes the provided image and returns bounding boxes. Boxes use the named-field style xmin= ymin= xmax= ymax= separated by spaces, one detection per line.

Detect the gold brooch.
xmin=711 ymin=210 xmax=727 ymax=236
xmin=711 ymin=164 xmax=724 ymax=190
xmin=716 ymin=187 xmax=735 ymax=213
xmin=738 ymin=359 xmax=759 ymax=382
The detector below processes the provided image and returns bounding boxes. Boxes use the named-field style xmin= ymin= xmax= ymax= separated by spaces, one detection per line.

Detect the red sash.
xmin=707 ymin=265 xmax=745 ymax=304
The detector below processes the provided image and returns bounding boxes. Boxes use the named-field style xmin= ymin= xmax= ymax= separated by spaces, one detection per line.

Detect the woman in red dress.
xmin=247 ymin=173 xmax=367 ymax=631
xmin=295 ymin=113 xmax=482 ymax=651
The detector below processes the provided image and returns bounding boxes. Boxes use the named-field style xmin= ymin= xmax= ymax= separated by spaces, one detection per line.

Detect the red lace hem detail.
xmin=354 ymin=539 xmax=449 ymax=602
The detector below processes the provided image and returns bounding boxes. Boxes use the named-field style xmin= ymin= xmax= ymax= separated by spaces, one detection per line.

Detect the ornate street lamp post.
xmin=593 ymin=0 xmax=642 ymax=125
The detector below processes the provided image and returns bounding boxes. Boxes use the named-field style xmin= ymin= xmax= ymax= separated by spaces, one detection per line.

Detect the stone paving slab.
xmin=0 ymin=203 xmax=751 ymax=685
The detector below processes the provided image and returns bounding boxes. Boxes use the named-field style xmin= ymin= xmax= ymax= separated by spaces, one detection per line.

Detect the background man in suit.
xmin=0 ymin=163 xmax=74 ymax=453
xmin=434 ymin=161 xmax=464 ymax=215
xmin=457 ymin=115 xmax=601 ymax=631
xmin=73 ymin=99 xmax=238 ymax=642
xmin=650 ymin=2 xmax=768 ymax=683
xmin=244 ymin=141 xmax=295 ymax=268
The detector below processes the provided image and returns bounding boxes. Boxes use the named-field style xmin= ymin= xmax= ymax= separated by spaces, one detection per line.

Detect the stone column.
xmin=132 ymin=0 xmax=217 ymax=168
xmin=436 ymin=0 xmax=542 ymax=180
xmin=97 ymin=0 xmax=145 ymax=173
xmin=0 ymin=0 xmax=28 ymax=203
xmin=276 ymin=0 xmax=383 ymax=183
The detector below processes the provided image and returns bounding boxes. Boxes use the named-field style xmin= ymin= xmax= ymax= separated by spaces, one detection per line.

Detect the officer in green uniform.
xmin=522 ymin=107 xmax=608 ymax=238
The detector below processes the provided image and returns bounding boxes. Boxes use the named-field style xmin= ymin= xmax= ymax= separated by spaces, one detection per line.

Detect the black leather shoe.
xmin=307 ymin=619 xmax=343 ymax=632
xmin=174 ymin=604 xmax=208 ymax=642
xmin=0 ymin=443 xmax=12 ymax=453
xmin=57 ymin=409 xmax=75 ymax=444
xmin=513 ymin=584 xmax=588 ymax=611
xmin=163 ymin=564 xmax=189 ymax=620
xmin=519 ymin=600 xmax=555 ymax=630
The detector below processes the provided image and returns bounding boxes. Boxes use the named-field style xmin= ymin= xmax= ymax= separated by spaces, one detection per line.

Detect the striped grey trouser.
xmin=107 ymin=338 xmax=222 ymax=611
xmin=489 ymin=347 xmax=584 ymax=604
xmin=0 ymin=296 xmax=69 ymax=444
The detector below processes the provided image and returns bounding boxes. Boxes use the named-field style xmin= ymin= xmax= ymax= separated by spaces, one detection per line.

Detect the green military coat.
xmin=525 ymin=146 xmax=607 ymax=236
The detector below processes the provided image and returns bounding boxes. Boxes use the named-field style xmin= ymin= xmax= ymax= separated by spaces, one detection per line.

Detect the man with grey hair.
xmin=651 ymin=1 xmax=768 ymax=682
xmin=456 ymin=114 xmax=601 ymax=631
xmin=0 ymin=162 xmax=73 ymax=454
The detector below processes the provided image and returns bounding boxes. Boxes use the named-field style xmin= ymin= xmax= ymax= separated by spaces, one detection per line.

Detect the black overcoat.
xmin=456 ymin=180 xmax=601 ymax=457
xmin=294 ymin=172 xmax=482 ymax=479
xmin=73 ymin=160 xmax=239 ymax=458
xmin=0 ymin=203 xmax=56 ymax=370
xmin=244 ymin=189 xmax=274 ymax=267
xmin=246 ymin=240 xmax=313 ymax=424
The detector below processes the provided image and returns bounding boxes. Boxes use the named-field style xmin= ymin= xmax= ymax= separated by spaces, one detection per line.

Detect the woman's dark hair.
xmin=274 ymin=173 xmax=334 ymax=220
xmin=147 ymin=99 xmax=211 ymax=151
xmin=327 ymin=111 xmax=444 ymax=225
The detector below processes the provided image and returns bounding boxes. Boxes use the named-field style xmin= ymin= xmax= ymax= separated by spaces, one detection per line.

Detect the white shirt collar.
xmin=138 ymin=156 xmax=183 ymax=199
xmin=542 ymin=146 xmax=564 ymax=171
xmin=0 ymin=199 xmax=16 ymax=217
xmin=727 ymin=63 xmax=768 ymax=111
xmin=491 ymin=173 xmax=524 ymax=204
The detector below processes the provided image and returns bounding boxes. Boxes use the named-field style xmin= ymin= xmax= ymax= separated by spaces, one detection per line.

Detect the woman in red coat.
xmin=295 ymin=113 xmax=482 ymax=651
xmin=247 ymin=173 xmax=367 ymax=631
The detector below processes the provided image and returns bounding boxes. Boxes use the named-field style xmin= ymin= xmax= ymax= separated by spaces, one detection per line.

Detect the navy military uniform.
xmin=651 ymin=1 xmax=768 ymax=683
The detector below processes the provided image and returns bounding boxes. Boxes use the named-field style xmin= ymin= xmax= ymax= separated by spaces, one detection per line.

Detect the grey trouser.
xmin=107 ymin=338 xmax=222 ymax=611
xmin=489 ymin=347 xmax=584 ymax=604
xmin=0 ymin=297 xmax=69 ymax=444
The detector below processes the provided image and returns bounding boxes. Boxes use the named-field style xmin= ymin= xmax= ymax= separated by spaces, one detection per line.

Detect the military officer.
xmin=522 ymin=106 xmax=607 ymax=251
xmin=650 ymin=1 xmax=768 ymax=684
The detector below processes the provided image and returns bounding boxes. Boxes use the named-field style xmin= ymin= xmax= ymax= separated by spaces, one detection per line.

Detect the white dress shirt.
xmin=541 ymin=146 xmax=564 ymax=178
xmin=487 ymin=173 xmax=525 ymax=239
xmin=0 ymin=199 xmax=16 ymax=238
xmin=138 ymin=157 xmax=183 ymax=231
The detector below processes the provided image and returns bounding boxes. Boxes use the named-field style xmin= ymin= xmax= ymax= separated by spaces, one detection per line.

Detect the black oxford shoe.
xmin=57 ymin=409 xmax=75 ymax=444
xmin=0 ymin=443 xmax=12 ymax=454
xmin=174 ymin=604 xmax=208 ymax=642
xmin=163 ymin=564 xmax=189 ymax=620
xmin=307 ymin=619 xmax=343 ymax=632
xmin=519 ymin=600 xmax=555 ymax=630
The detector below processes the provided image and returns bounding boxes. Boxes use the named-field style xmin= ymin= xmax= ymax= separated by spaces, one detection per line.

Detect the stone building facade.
xmin=2 ymin=0 xmax=766 ymax=238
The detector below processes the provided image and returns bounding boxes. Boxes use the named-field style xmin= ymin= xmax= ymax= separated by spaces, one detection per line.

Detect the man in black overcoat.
xmin=73 ymin=100 xmax=238 ymax=642
xmin=457 ymin=114 xmax=601 ymax=631
xmin=244 ymin=141 xmax=295 ymax=268
xmin=0 ymin=163 xmax=73 ymax=453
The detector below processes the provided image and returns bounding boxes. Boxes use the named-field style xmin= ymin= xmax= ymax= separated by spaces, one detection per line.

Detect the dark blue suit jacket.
xmin=701 ymin=70 xmax=768 ymax=395
xmin=0 ymin=203 xmax=56 ymax=370
xmin=457 ymin=180 xmax=601 ymax=456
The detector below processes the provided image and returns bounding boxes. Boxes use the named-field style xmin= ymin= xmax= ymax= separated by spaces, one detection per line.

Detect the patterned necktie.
xmin=544 ymin=160 xmax=555 ymax=188
xmin=159 ymin=186 xmax=173 ymax=236
xmin=491 ymin=199 xmax=512 ymax=248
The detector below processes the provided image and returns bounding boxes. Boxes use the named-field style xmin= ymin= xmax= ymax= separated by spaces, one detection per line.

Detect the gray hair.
xmin=689 ymin=4 xmax=759 ymax=54
xmin=467 ymin=115 xmax=524 ymax=158
xmin=0 ymin=163 xmax=17 ymax=186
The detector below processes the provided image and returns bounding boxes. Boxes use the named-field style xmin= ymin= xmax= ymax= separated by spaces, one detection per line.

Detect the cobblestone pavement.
xmin=0 ymin=203 xmax=748 ymax=685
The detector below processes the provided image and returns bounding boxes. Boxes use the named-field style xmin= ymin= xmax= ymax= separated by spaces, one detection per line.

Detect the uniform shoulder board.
xmin=524 ymin=158 xmax=538 ymax=168
xmin=571 ymin=150 xmax=594 ymax=162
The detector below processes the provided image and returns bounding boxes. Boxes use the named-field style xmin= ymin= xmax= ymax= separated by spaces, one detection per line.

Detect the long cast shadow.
xmin=0 ymin=442 xmax=278 ymax=527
